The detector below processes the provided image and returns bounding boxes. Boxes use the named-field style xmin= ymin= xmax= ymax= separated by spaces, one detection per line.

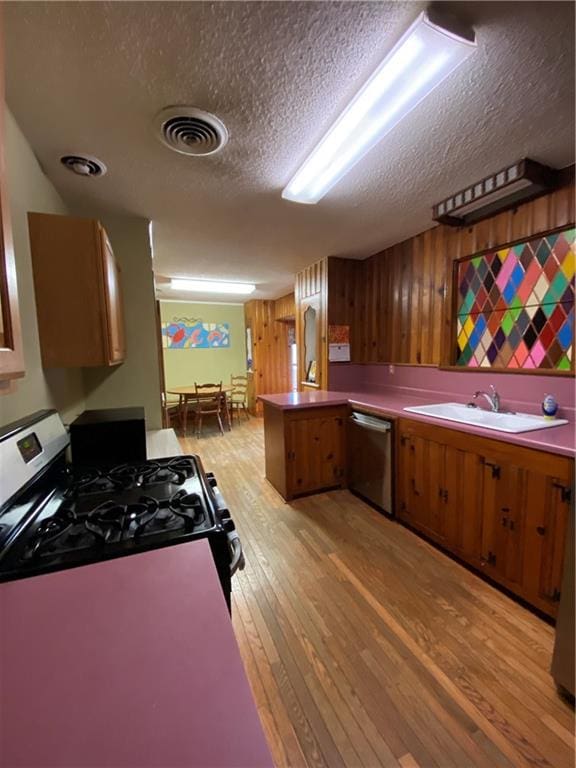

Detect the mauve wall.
xmin=329 ymin=363 xmax=576 ymax=418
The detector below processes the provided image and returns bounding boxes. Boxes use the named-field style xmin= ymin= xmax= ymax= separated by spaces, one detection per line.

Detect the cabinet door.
xmin=287 ymin=415 xmax=344 ymax=495
xmin=0 ymin=11 xmax=25 ymax=382
xmin=481 ymin=460 xmax=525 ymax=587
xmin=443 ymin=446 xmax=484 ymax=560
xmin=523 ymin=472 xmax=571 ymax=609
xmin=398 ymin=433 xmax=443 ymax=539
xmin=397 ymin=432 xmax=413 ymax=522
xmin=101 ymin=232 xmax=125 ymax=364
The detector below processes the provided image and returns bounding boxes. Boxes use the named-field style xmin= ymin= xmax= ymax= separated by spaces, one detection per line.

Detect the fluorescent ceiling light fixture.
xmin=282 ymin=12 xmax=476 ymax=204
xmin=170 ymin=278 xmax=256 ymax=295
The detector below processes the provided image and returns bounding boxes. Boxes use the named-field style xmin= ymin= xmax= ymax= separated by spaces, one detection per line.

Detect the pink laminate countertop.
xmin=259 ymin=390 xmax=576 ymax=457
xmin=260 ymin=391 xmax=350 ymax=409
xmin=0 ymin=541 xmax=272 ymax=768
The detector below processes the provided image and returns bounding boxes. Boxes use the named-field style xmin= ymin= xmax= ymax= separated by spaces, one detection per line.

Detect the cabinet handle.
xmin=552 ymin=483 xmax=572 ymax=504
xmin=411 ymin=478 xmax=420 ymax=496
xmin=443 ymin=489 xmax=448 ymax=503
xmin=484 ymin=461 xmax=501 ymax=479
xmin=552 ymin=588 xmax=561 ymax=602
xmin=536 ymin=525 xmax=546 ymax=536
xmin=501 ymin=517 xmax=508 ymax=528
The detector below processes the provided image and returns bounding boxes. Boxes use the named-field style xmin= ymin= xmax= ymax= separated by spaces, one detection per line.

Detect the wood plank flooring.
xmin=179 ymin=418 xmax=575 ymax=768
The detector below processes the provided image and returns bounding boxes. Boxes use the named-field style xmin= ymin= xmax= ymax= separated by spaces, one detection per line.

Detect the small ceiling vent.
xmin=155 ymin=106 xmax=228 ymax=156
xmin=60 ymin=155 xmax=107 ymax=177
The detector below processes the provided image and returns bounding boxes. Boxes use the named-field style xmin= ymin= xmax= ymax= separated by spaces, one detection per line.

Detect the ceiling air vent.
xmin=155 ymin=106 xmax=228 ymax=156
xmin=60 ymin=155 xmax=107 ymax=177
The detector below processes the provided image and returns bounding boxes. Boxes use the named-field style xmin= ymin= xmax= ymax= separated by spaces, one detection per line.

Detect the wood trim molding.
xmin=0 ymin=7 xmax=25 ymax=381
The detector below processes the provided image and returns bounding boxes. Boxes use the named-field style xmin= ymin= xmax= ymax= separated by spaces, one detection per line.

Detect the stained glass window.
xmin=455 ymin=227 xmax=575 ymax=370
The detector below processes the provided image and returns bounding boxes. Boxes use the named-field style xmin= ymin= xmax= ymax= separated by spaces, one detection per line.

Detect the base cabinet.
xmin=398 ymin=433 xmax=483 ymax=562
xmin=397 ymin=418 xmax=573 ymax=618
xmin=263 ymin=404 xmax=346 ymax=500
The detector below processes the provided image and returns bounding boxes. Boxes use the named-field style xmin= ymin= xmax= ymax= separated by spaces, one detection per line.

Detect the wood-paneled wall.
xmin=273 ymin=292 xmax=295 ymax=321
xmin=245 ymin=294 xmax=295 ymax=414
xmin=332 ymin=184 xmax=575 ymax=367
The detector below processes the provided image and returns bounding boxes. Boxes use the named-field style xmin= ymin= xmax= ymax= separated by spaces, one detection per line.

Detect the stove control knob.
xmin=222 ymin=518 xmax=236 ymax=533
xmin=206 ymin=473 xmax=218 ymax=488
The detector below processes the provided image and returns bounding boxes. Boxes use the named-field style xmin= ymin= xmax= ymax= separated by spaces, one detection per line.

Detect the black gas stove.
xmin=0 ymin=411 xmax=244 ymax=611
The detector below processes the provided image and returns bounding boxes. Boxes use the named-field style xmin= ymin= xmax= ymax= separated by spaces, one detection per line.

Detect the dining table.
xmin=167 ymin=385 xmax=234 ymax=435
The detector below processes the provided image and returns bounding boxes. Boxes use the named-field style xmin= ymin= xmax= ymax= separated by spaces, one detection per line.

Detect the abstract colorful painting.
xmin=162 ymin=320 xmax=230 ymax=349
xmin=455 ymin=227 xmax=575 ymax=370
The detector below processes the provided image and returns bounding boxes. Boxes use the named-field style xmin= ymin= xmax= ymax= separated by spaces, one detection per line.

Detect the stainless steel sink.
xmin=403 ymin=402 xmax=569 ymax=433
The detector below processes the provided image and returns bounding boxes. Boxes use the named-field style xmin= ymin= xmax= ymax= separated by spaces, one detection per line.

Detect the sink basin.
xmin=403 ymin=402 xmax=569 ymax=433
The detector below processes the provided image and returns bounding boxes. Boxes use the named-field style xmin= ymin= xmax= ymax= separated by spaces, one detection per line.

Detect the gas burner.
xmin=142 ymin=458 xmax=195 ymax=487
xmin=169 ymin=489 xmax=205 ymax=530
xmin=29 ymin=508 xmax=76 ymax=557
xmin=85 ymin=498 xmax=158 ymax=543
xmin=166 ymin=457 xmax=196 ymax=477
xmin=63 ymin=468 xmax=124 ymax=498
xmin=109 ymin=462 xmax=161 ymax=487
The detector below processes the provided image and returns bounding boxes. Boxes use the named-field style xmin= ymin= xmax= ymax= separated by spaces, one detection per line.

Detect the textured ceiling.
xmin=5 ymin=1 xmax=575 ymax=303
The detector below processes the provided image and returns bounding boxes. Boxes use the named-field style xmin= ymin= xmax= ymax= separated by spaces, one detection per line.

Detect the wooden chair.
xmin=230 ymin=375 xmax=249 ymax=422
xmin=162 ymin=391 xmax=181 ymax=430
xmin=192 ymin=382 xmax=224 ymax=437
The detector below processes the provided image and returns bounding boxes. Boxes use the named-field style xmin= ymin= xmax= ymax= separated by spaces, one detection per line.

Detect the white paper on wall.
xmin=329 ymin=343 xmax=351 ymax=362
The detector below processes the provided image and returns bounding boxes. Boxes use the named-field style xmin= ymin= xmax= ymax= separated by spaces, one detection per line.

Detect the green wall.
xmin=160 ymin=301 xmax=246 ymax=390
xmin=0 ymin=108 xmax=85 ymax=428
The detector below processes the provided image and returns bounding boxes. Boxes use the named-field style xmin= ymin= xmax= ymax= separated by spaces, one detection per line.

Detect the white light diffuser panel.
xmin=282 ymin=12 xmax=476 ymax=204
xmin=170 ymin=279 xmax=256 ymax=295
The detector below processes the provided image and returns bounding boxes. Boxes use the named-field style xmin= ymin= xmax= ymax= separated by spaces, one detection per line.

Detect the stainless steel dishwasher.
xmin=348 ymin=411 xmax=393 ymax=515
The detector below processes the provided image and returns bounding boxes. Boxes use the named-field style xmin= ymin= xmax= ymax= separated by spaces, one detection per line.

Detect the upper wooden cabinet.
xmin=0 ymin=9 xmax=25 ymax=383
xmin=28 ymin=213 xmax=126 ymax=367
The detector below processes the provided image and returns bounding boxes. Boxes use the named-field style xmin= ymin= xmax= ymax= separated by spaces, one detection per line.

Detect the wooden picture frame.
xmin=440 ymin=224 xmax=575 ymax=376
xmin=306 ymin=360 xmax=317 ymax=383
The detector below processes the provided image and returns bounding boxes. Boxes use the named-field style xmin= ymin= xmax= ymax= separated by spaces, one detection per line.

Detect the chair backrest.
xmin=230 ymin=375 xmax=247 ymax=400
xmin=194 ymin=382 xmax=222 ymax=407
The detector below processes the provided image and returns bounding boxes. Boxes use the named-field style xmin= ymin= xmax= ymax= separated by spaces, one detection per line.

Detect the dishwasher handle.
xmin=349 ymin=413 xmax=392 ymax=433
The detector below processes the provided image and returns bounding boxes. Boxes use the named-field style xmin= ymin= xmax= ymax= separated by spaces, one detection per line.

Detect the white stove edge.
xmin=0 ymin=413 xmax=69 ymax=510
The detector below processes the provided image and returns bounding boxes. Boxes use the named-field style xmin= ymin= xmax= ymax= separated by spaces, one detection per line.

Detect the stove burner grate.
xmin=169 ymin=489 xmax=206 ymax=530
xmin=29 ymin=508 xmax=77 ymax=557
xmin=85 ymin=498 xmax=159 ymax=542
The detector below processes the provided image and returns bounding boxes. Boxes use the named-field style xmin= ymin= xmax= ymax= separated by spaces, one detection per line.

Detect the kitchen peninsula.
xmin=261 ymin=388 xmax=574 ymax=620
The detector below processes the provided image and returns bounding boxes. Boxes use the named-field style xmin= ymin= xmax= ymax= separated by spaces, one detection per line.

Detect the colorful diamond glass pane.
xmin=454 ymin=227 xmax=574 ymax=370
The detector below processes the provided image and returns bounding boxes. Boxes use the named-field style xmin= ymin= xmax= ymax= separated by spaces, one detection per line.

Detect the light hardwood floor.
xmin=179 ymin=418 xmax=575 ymax=768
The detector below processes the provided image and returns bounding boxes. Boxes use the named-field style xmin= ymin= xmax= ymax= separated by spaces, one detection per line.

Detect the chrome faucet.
xmin=473 ymin=385 xmax=501 ymax=412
